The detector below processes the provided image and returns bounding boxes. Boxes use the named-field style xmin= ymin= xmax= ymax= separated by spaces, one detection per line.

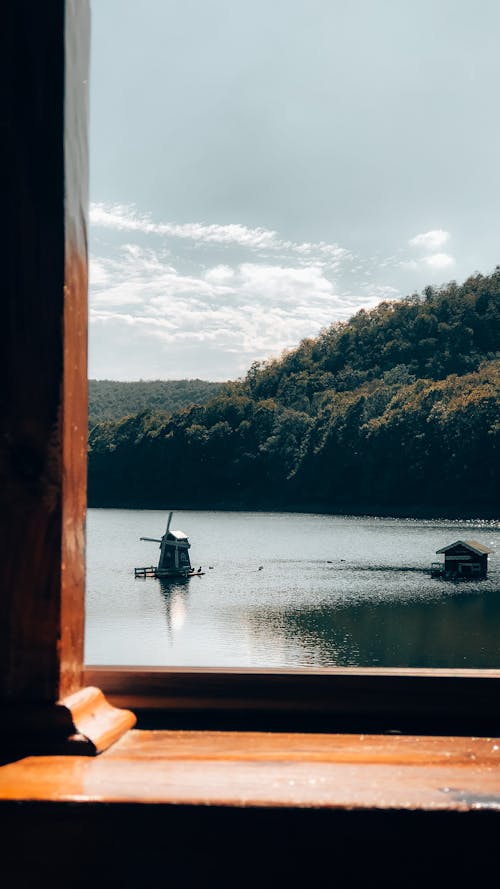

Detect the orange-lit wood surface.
xmin=1 ymin=730 xmax=499 ymax=811
xmin=0 ymin=687 xmax=136 ymax=757
xmin=57 ymin=686 xmax=136 ymax=755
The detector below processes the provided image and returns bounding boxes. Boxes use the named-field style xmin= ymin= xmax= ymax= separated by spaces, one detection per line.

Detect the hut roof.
xmin=436 ymin=539 xmax=493 ymax=556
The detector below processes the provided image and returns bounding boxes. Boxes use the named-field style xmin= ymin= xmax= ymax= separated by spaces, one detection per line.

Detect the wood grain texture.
xmin=60 ymin=0 xmax=90 ymax=697
xmin=0 ymin=0 xmax=89 ymax=704
xmin=0 ymin=687 xmax=136 ymax=757
xmin=0 ymin=730 xmax=499 ymax=811
xmin=108 ymin=729 xmax=500 ymax=766
xmin=59 ymin=687 xmax=136 ymax=754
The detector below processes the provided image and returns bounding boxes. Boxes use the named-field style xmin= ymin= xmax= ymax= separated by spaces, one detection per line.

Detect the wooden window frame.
xmin=84 ymin=665 xmax=500 ymax=737
xmin=1 ymin=0 xmax=499 ymax=756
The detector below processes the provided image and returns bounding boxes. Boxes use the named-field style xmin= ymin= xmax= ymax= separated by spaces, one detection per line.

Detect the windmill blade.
xmin=140 ymin=537 xmax=162 ymax=543
xmin=165 ymin=511 xmax=173 ymax=535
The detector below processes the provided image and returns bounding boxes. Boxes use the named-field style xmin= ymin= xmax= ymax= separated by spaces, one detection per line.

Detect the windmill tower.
xmin=136 ymin=511 xmax=194 ymax=577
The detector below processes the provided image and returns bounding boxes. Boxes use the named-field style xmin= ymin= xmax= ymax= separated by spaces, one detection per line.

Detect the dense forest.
xmin=88 ymin=378 xmax=224 ymax=426
xmin=88 ymin=270 xmax=500 ymax=516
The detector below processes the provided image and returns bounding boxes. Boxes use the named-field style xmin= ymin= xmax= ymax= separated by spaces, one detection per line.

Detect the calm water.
xmin=85 ymin=509 xmax=500 ymax=668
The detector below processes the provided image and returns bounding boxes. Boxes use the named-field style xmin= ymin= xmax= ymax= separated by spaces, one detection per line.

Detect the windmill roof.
xmin=436 ymin=539 xmax=493 ymax=556
xmin=168 ymin=528 xmax=189 ymax=540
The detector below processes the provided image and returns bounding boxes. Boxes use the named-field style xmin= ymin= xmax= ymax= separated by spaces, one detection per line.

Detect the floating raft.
xmin=134 ymin=566 xmax=204 ymax=579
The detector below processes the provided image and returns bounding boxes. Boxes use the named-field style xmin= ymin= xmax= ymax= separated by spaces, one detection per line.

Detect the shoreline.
xmin=86 ymin=499 xmax=499 ymax=522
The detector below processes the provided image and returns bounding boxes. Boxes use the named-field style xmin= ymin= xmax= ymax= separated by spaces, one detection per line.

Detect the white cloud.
xmin=292 ymin=241 xmax=349 ymax=264
xmin=88 ymin=202 xmax=459 ymax=379
xmin=88 ymin=242 xmax=367 ymax=374
xmin=409 ymin=229 xmax=450 ymax=250
xmin=238 ymin=263 xmax=334 ymax=302
xmin=90 ymin=246 xmax=235 ymax=310
xmin=89 ymin=258 xmax=110 ymax=286
xmin=398 ymin=231 xmax=455 ymax=273
xmin=399 ymin=252 xmax=455 ymax=272
xmin=422 ymin=253 xmax=455 ymax=269
xmin=90 ymin=202 xmax=351 ymax=268
xmin=91 ymin=202 xmax=283 ymax=250
xmin=204 ymin=265 xmax=235 ymax=283
xmin=363 ymin=284 xmax=400 ymax=298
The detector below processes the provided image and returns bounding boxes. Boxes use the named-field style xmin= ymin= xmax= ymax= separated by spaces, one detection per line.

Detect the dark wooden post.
xmin=0 ymin=0 xmax=135 ymax=752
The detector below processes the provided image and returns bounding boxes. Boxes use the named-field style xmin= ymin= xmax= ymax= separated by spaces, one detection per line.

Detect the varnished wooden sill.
xmin=0 ymin=728 xmax=499 ymax=812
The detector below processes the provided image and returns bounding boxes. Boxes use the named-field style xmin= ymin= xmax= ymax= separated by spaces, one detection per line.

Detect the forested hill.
xmin=88 ymin=379 xmax=225 ymax=426
xmin=88 ymin=270 xmax=500 ymax=516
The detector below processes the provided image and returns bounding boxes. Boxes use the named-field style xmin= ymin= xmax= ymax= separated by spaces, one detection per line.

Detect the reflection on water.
xmin=158 ymin=576 xmax=207 ymax=638
xmin=248 ymin=588 xmax=500 ymax=668
xmin=158 ymin=579 xmax=190 ymax=638
xmin=85 ymin=509 xmax=500 ymax=668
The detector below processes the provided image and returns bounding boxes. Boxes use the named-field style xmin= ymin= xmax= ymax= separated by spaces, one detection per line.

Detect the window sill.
xmin=0 ymin=728 xmax=499 ymax=811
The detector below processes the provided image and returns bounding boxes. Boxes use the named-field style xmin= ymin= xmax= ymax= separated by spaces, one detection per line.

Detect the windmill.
xmin=135 ymin=511 xmax=203 ymax=578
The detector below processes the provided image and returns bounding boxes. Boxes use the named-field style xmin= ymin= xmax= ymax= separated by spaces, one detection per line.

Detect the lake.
xmin=85 ymin=509 xmax=500 ymax=668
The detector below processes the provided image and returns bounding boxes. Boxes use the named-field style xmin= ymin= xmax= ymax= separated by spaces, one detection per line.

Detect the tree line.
xmin=88 ymin=269 xmax=500 ymax=515
xmin=88 ymin=378 xmax=224 ymax=427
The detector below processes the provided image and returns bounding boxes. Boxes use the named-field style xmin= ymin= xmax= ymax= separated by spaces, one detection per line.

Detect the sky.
xmin=89 ymin=0 xmax=500 ymax=381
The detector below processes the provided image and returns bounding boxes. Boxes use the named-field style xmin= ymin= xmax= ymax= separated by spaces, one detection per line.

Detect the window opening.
xmin=85 ymin=1 xmax=500 ymax=672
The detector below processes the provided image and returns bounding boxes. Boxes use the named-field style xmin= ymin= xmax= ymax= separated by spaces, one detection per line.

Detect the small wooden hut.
xmin=432 ymin=539 xmax=493 ymax=579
